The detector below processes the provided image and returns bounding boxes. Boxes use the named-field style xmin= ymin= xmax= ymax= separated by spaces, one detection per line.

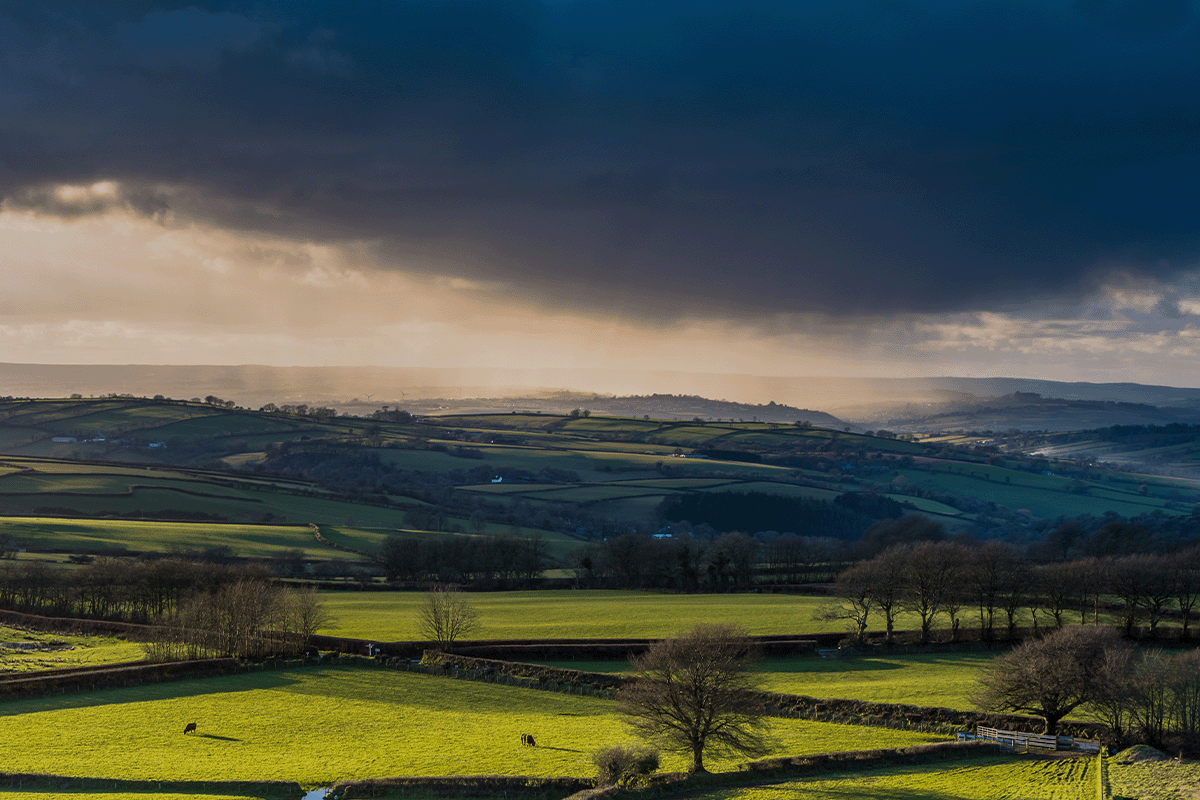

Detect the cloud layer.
xmin=3 ymin=0 xmax=1199 ymax=322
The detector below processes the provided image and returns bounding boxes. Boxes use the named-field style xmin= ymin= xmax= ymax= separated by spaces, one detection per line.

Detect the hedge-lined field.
xmin=0 ymin=517 xmax=321 ymax=556
xmin=0 ymin=626 xmax=144 ymax=672
xmin=318 ymin=589 xmax=947 ymax=641
xmin=539 ymin=653 xmax=993 ymax=711
xmin=0 ymin=665 xmax=945 ymax=786
xmin=756 ymin=652 xmax=992 ymax=709
xmin=686 ymin=754 xmax=1096 ymax=799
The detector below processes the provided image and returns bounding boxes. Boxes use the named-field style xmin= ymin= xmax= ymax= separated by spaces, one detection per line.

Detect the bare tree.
xmin=966 ymin=541 xmax=1012 ymax=641
xmin=282 ymin=585 xmax=332 ymax=647
xmin=972 ymin=625 xmax=1127 ymax=734
xmin=1172 ymin=547 xmax=1200 ymax=637
xmin=828 ymin=561 xmax=875 ymax=645
xmin=1036 ymin=562 xmax=1074 ymax=628
xmin=417 ymin=585 xmax=480 ymax=650
xmin=617 ymin=623 xmax=771 ymax=773
xmin=1088 ymin=641 xmax=1137 ymax=745
xmin=1128 ymin=650 xmax=1175 ymax=748
xmin=850 ymin=549 xmax=906 ymax=644
xmin=1110 ymin=555 xmax=1152 ymax=635
xmin=902 ymin=541 xmax=964 ymax=644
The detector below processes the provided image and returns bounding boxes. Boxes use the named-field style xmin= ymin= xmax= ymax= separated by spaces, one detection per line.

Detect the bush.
xmin=593 ymin=745 xmax=660 ymax=787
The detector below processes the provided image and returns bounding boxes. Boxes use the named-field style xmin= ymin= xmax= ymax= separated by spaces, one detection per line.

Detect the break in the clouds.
xmin=2 ymin=0 xmax=1199 ymax=318
xmin=3 ymin=199 xmax=1200 ymax=388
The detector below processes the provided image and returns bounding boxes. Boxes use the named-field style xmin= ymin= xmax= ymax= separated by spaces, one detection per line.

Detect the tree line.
xmin=0 ymin=557 xmax=328 ymax=660
xmin=830 ymin=540 xmax=1200 ymax=645
xmin=379 ymin=532 xmax=551 ymax=586
xmin=976 ymin=625 xmax=1200 ymax=752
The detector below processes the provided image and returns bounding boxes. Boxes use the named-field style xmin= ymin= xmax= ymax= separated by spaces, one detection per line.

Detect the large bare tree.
xmin=417 ymin=585 xmax=480 ymax=650
xmin=617 ymin=623 xmax=771 ymax=773
xmin=972 ymin=625 xmax=1127 ymax=734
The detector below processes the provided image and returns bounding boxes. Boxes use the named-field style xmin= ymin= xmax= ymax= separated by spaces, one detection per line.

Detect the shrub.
xmin=593 ymin=745 xmax=660 ymax=787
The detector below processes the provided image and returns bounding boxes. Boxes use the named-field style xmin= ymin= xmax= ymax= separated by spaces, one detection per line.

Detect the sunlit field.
xmin=682 ymin=755 xmax=1097 ymax=799
xmin=0 ymin=626 xmax=144 ymax=673
xmin=1110 ymin=757 xmax=1200 ymax=800
xmin=540 ymin=652 xmax=994 ymax=711
xmin=318 ymin=590 xmax=919 ymax=641
xmin=0 ymin=664 xmax=946 ymax=787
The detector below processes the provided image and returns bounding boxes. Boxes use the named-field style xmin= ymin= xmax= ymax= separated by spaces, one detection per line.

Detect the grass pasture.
xmin=0 ymin=665 xmax=946 ymax=786
xmin=317 ymin=590 xmax=941 ymax=642
xmin=755 ymin=653 xmax=991 ymax=708
xmin=539 ymin=653 xmax=993 ymax=711
xmin=688 ymin=754 xmax=1096 ymax=799
xmin=1110 ymin=757 xmax=1200 ymax=799
xmin=0 ymin=626 xmax=144 ymax=672
xmin=0 ymin=517 xmax=329 ymax=559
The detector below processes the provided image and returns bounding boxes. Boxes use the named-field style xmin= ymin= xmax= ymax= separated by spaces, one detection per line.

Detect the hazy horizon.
xmin=5 ymin=362 xmax=1200 ymax=419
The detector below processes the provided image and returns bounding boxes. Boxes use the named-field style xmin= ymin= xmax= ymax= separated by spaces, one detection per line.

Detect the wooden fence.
xmin=968 ymin=726 xmax=1102 ymax=754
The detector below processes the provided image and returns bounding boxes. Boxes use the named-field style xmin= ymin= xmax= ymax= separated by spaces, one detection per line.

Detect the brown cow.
xmin=184 ymin=722 xmax=197 ymax=734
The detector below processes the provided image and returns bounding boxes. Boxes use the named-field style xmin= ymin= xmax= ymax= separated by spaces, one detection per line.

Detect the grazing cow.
xmin=526 ymin=734 xmax=536 ymax=747
xmin=184 ymin=722 xmax=197 ymax=735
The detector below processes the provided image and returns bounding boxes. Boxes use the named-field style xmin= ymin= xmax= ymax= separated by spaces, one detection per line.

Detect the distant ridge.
xmin=2 ymin=363 xmax=1200 ymax=421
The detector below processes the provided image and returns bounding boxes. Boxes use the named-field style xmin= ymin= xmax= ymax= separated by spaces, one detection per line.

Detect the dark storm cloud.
xmin=2 ymin=0 xmax=1199 ymax=317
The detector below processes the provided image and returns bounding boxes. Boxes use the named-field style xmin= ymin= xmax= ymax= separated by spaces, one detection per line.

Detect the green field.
xmin=540 ymin=653 xmax=993 ymax=711
xmin=1110 ymin=756 xmax=1200 ymax=799
xmin=4 ymin=398 xmax=1196 ymax=551
xmin=0 ymin=664 xmax=945 ymax=787
xmin=317 ymin=589 xmax=1030 ymax=644
xmin=685 ymin=754 xmax=1097 ymax=799
xmin=0 ymin=517 xmax=332 ymax=559
xmin=317 ymin=590 xmax=899 ymax=641
xmin=0 ymin=626 xmax=144 ymax=672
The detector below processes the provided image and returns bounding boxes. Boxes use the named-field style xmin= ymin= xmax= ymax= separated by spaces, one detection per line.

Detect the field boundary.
xmin=563 ymin=741 xmax=1010 ymax=800
xmin=0 ymin=771 xmax=302 ymax=797
xmin=407 ymin=652 xmax=1106 ymax=738
xmin=0 ymin=657 xmax=251 ymax=701
xmin=1096 ymin=753 xmax=1111 ymax=800
xmin=330 ymin=774 xmax=592 ymax=800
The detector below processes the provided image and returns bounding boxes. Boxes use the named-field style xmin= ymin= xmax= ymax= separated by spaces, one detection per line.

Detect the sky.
xmin=2 ymin=0 xmax=1200 ymax=393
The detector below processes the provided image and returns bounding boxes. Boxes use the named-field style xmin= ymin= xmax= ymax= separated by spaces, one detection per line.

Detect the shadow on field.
xmin=0 ymin=670 xmax=301 ymax=717
xmin=197 ymin=733 xmax=241 ymax=742
xmin=537 ymin=746 xmax=583 ymax=753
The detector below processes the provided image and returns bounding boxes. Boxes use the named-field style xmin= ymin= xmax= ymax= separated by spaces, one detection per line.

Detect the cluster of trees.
xmin=367 ymin=407 xmax=414 ymax=423
xmin=256 ymin=402 xmax=338 ymax=419
xmin=1029 ymin=514 xmax=1200 ymax=560
xmin=144 ymin=581 xmax=327 ymax=661
xmin=976 ymin=626 xmax=1200 ymax=749
xmin=571 ymin=516 xmax=963 ymax=592
xmin=0 ymin=557 xmax=331 ymax=661
xmin=657 ymin=491 xmax=884 ymax=541
xmin=571 ymin=532 xmax=768 ymax=591
xmin=379 ymin=532 xmax=550 ymax=586
xmin=831 ymin=541 xmax=1200 ymax=645
xmin=0 ymin=558 xmax=274 ymax=622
